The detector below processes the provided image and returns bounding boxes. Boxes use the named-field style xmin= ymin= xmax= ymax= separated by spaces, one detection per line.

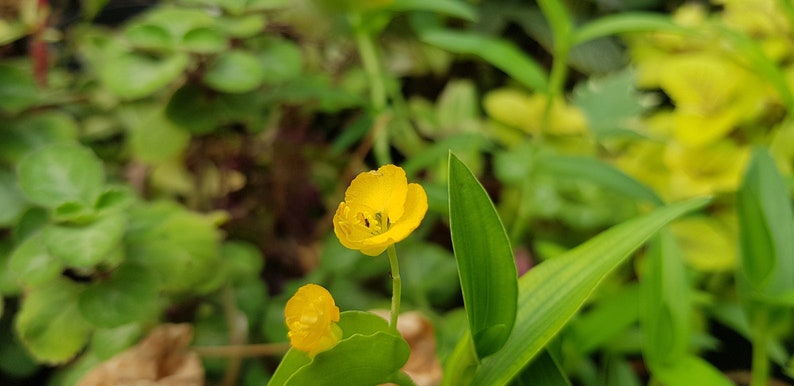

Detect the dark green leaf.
xmin=0 ymin=62 xmax=39 ymax=114
xmin=512 ymin=350 xmax=572 ymax=386
xmin=448 ymin=153 xmax=518 ymax=359
xmin=573 ymin=13 xmax=683 ymax=45
xmin=79 ymin=263 xmax=160 ymax=328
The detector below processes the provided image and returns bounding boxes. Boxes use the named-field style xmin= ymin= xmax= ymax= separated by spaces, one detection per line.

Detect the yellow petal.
xmin=344 ymin=164 xmax=408 ymax=222
xmin=285 ymin=284 xmax=341 ymax=356
xmin=358 ymin=183 xmax=428 ymax=256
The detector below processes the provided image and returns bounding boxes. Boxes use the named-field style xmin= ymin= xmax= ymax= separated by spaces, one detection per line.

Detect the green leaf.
xmin=14 ymin=279 xmax=92 ymax=364
xmin=0 ymin=170 xmax=27 ymax=226
xmin=568 ymin=284 xmax=640 ymax=354
xmin=535 ymin=155 xmax=664 ymax=206
xmin=9 ymin=233 xmax=63 ymax=287
xmin=421 ymin=30 xmax=548 ymax=92
xmin=165 ymin=84 xmax=223 ymax=134
xmin=101 ymin=51 xmax=188 ymax=99
xmin=650 ymin=356 xmax=733 ymax=386
xmin=218 ymin=14 xmax=267 ymax=38
xmin=17 ymin=142 xmax=105 ymax=208
xmin=572 ymin=69 xmax=647 ymax=137
xmin=257 ymin=38 xmax=303 ymax=84
xmin=641 ymin=230 xmax=690 ymax=367
xmin=385 ymin=0 xmax=477 ymax=22
xmin=43 ymin=212 xmax=126 ymax=268
xmin=182 ymin=27 xmax=228 ymax=54
xmin=573 ymin=13 xmax=683 ymax=45
xmin=79 ymin=263 xmax=159 ymax=328
xmin=448 ymin=153 xmax=518 ymax=359
xmin=0 ymin=62 xmax=39 ymax=114
xmin=471 ymin=197 xmax=711 ymax=385
xmin=203 ymin=50 xmax=265 ymax=93
xmin=0 ymin=111 xmax=79 ymax=164
xmin=513 ymin=350 xmax=572 ymax=386
xmin=221 ymin=241 xmax=265 ymax=283
xmin=125 ymin=23 xmax=173 ymax=51
xmin=737 ymin=149 xmax=794 ymax=301
xmin=277 ymin=311 xmax=411 ymax=386
xmin=88 ymin=323 xmax=144 ymax=360
xmin=124 ymin=106 xmax=191 ymax=163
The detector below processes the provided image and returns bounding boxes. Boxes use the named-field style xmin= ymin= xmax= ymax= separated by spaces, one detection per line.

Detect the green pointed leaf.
xmin=421 ymin=30 xmax=548 ymax=92
xmin=385 ymin=0 xmax=477 ymax=21
xmin=535 ymin=155 xmax=664 ymax=206
xmin=471 ymin=197 xmax=711 ymax=385
xmin=448 ymin=153 xmax=517 ymax=359
xmin=43 ymin=212 xmax=126 ymax=268
xmin=573 ymin=13 xmax=683 ymax=45
xmin=9 ymin=233 xmax=63 ymax=287
xmin=14 ymin=279 xmax=92 ymax=364
xmin=641 ymin=230 xmax=690 ymax=367
xmin=203 ymin=50 xmax=264 ymax=93
xmin=513 ymin=350 xmax=572 ymax=386
xmin=737 ymin=149 xmax=794 ymax=302
xmin=79 ymin=263 xmax=159 ymax=328
xmin=17 ymin=142 xmax=105 ymax=208
xmin=101 ymin=52 xmax=188 ymax=99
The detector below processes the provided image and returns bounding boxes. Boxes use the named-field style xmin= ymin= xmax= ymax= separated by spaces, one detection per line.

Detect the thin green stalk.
xmin=387 ymin=244 xmax=402 ymax=330
xmin=350 ymin=12 xmax=392 ymax=165
xmin=751 ymin=314 xmax=770 ymax=386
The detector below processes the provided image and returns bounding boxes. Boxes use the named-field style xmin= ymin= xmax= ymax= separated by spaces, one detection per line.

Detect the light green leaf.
xmin=17 ymin=142 xmax=105 ymax=208
xmin=218 ymin=14 xmax=267 ymax=38
xmin=471 ymin=197 xmax=711 ymax=385
xmin=125 ymin=106 xmax=191 ymax=163
xmin=101 ymin=51 xmax=188 ymax=99
xmin=182 ymin=27 xmax=228 ymax=54
xmin=280 ymin=311 xmax=411 ymax=386
xmin=568 ymin=284 xmax=640 ymax=354
xmin=421 ymin=30 xmax=548 ymax=92
xmin=737 ymin=149 xmax=794 ymax=301
xmin=88 ymin=323 xmax=144 ymax=360
xmin=448 ymin=153 xmax=517 ymax=359
xmin=125 ymin=23 xmax=173 ymax=51
xmin=9 ymin=233 xmax=63 ymax=287
xmin=385 ymin=0 xmax=477 ymax=22
xmin=572 ymin=69 xmax=647 ymax=137
xmin=535 ymin=155 xmax=664 ymax=206
xmin=203 ymin=50 xmax=265 ymax=93
xmin=14 ymin=279 xmax=92 ymax=364
xmin=650 ymin=356 xmax=733 ymax=386
xmin=573 ymin=13 xmax=683 ymax=45
xmin=43 ymin=212 xmax=126 ymax=268
xmin=0 ymin=111 xmax=79 ymax=164
xmin=257 ymin=38 xmax=303 ymax=84
xmin=79 ymin=263 xmax=159 ymax=328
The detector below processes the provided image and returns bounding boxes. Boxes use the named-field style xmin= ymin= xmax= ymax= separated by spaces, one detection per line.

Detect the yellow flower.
xmin=285 ymin=284 xmax=342 ymax=356
xmin=333 ymin=164 xmax=427 ymax=256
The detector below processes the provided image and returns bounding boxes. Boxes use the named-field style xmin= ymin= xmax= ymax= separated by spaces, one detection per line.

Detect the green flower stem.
xmin=387 ymin=244 xmax=402 ymax=330
xmin=350 ymin=12 xmax=391 ymax=165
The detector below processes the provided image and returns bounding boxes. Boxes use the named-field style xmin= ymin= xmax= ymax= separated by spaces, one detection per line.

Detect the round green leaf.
xmin=43 ymin=212 xmax=126 ymax=268
xmin=14 ymin=279 xmax=92 ymax=364
xmin=258 ymin=39 xmax=302 ymax=84
xmin=17 ymin=142 xmax=105 ymax=208
xmin=203 ymin=51 xmax=264 ymax=93
xmin=0 ymin=170 xmax=27 ymax=226
xmin=127 ymin=109 xmax=191 ymax=163
xmin=218 ymin=14 xmax=267 ymax=38
xmin=88 ymin=324 xmax=144 ymax=360
xmin=79 ymin=263 xmax=159 ymax=328
xmin=0 ymin=112 xmax=79 ymax=164
xmin=125 ymin=23 xmax=173 ymax=51
xmin=9 ymin=233 xmax=63 ymax=287
xmin=101 ymin=51 xmax=188 ymax=99
xmin=221 ymin=241 xmax=264 ymax=283
xmin=182 ymin=27 xmax=228 ymax=53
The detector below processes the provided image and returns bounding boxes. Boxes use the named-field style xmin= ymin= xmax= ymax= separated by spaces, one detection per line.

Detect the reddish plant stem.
xmin=30 ymin=0 xmax=49 ymax=87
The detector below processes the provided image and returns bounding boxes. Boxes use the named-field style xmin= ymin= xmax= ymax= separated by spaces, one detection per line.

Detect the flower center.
xmin=358 ymin=211 xmax=388 ymax=235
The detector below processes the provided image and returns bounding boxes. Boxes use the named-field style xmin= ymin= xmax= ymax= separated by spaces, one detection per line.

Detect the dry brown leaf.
xmin=78 ymin=324 xmax=204 ymax=386
xmin=373 ymin=310 xmax=443 ymax=386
